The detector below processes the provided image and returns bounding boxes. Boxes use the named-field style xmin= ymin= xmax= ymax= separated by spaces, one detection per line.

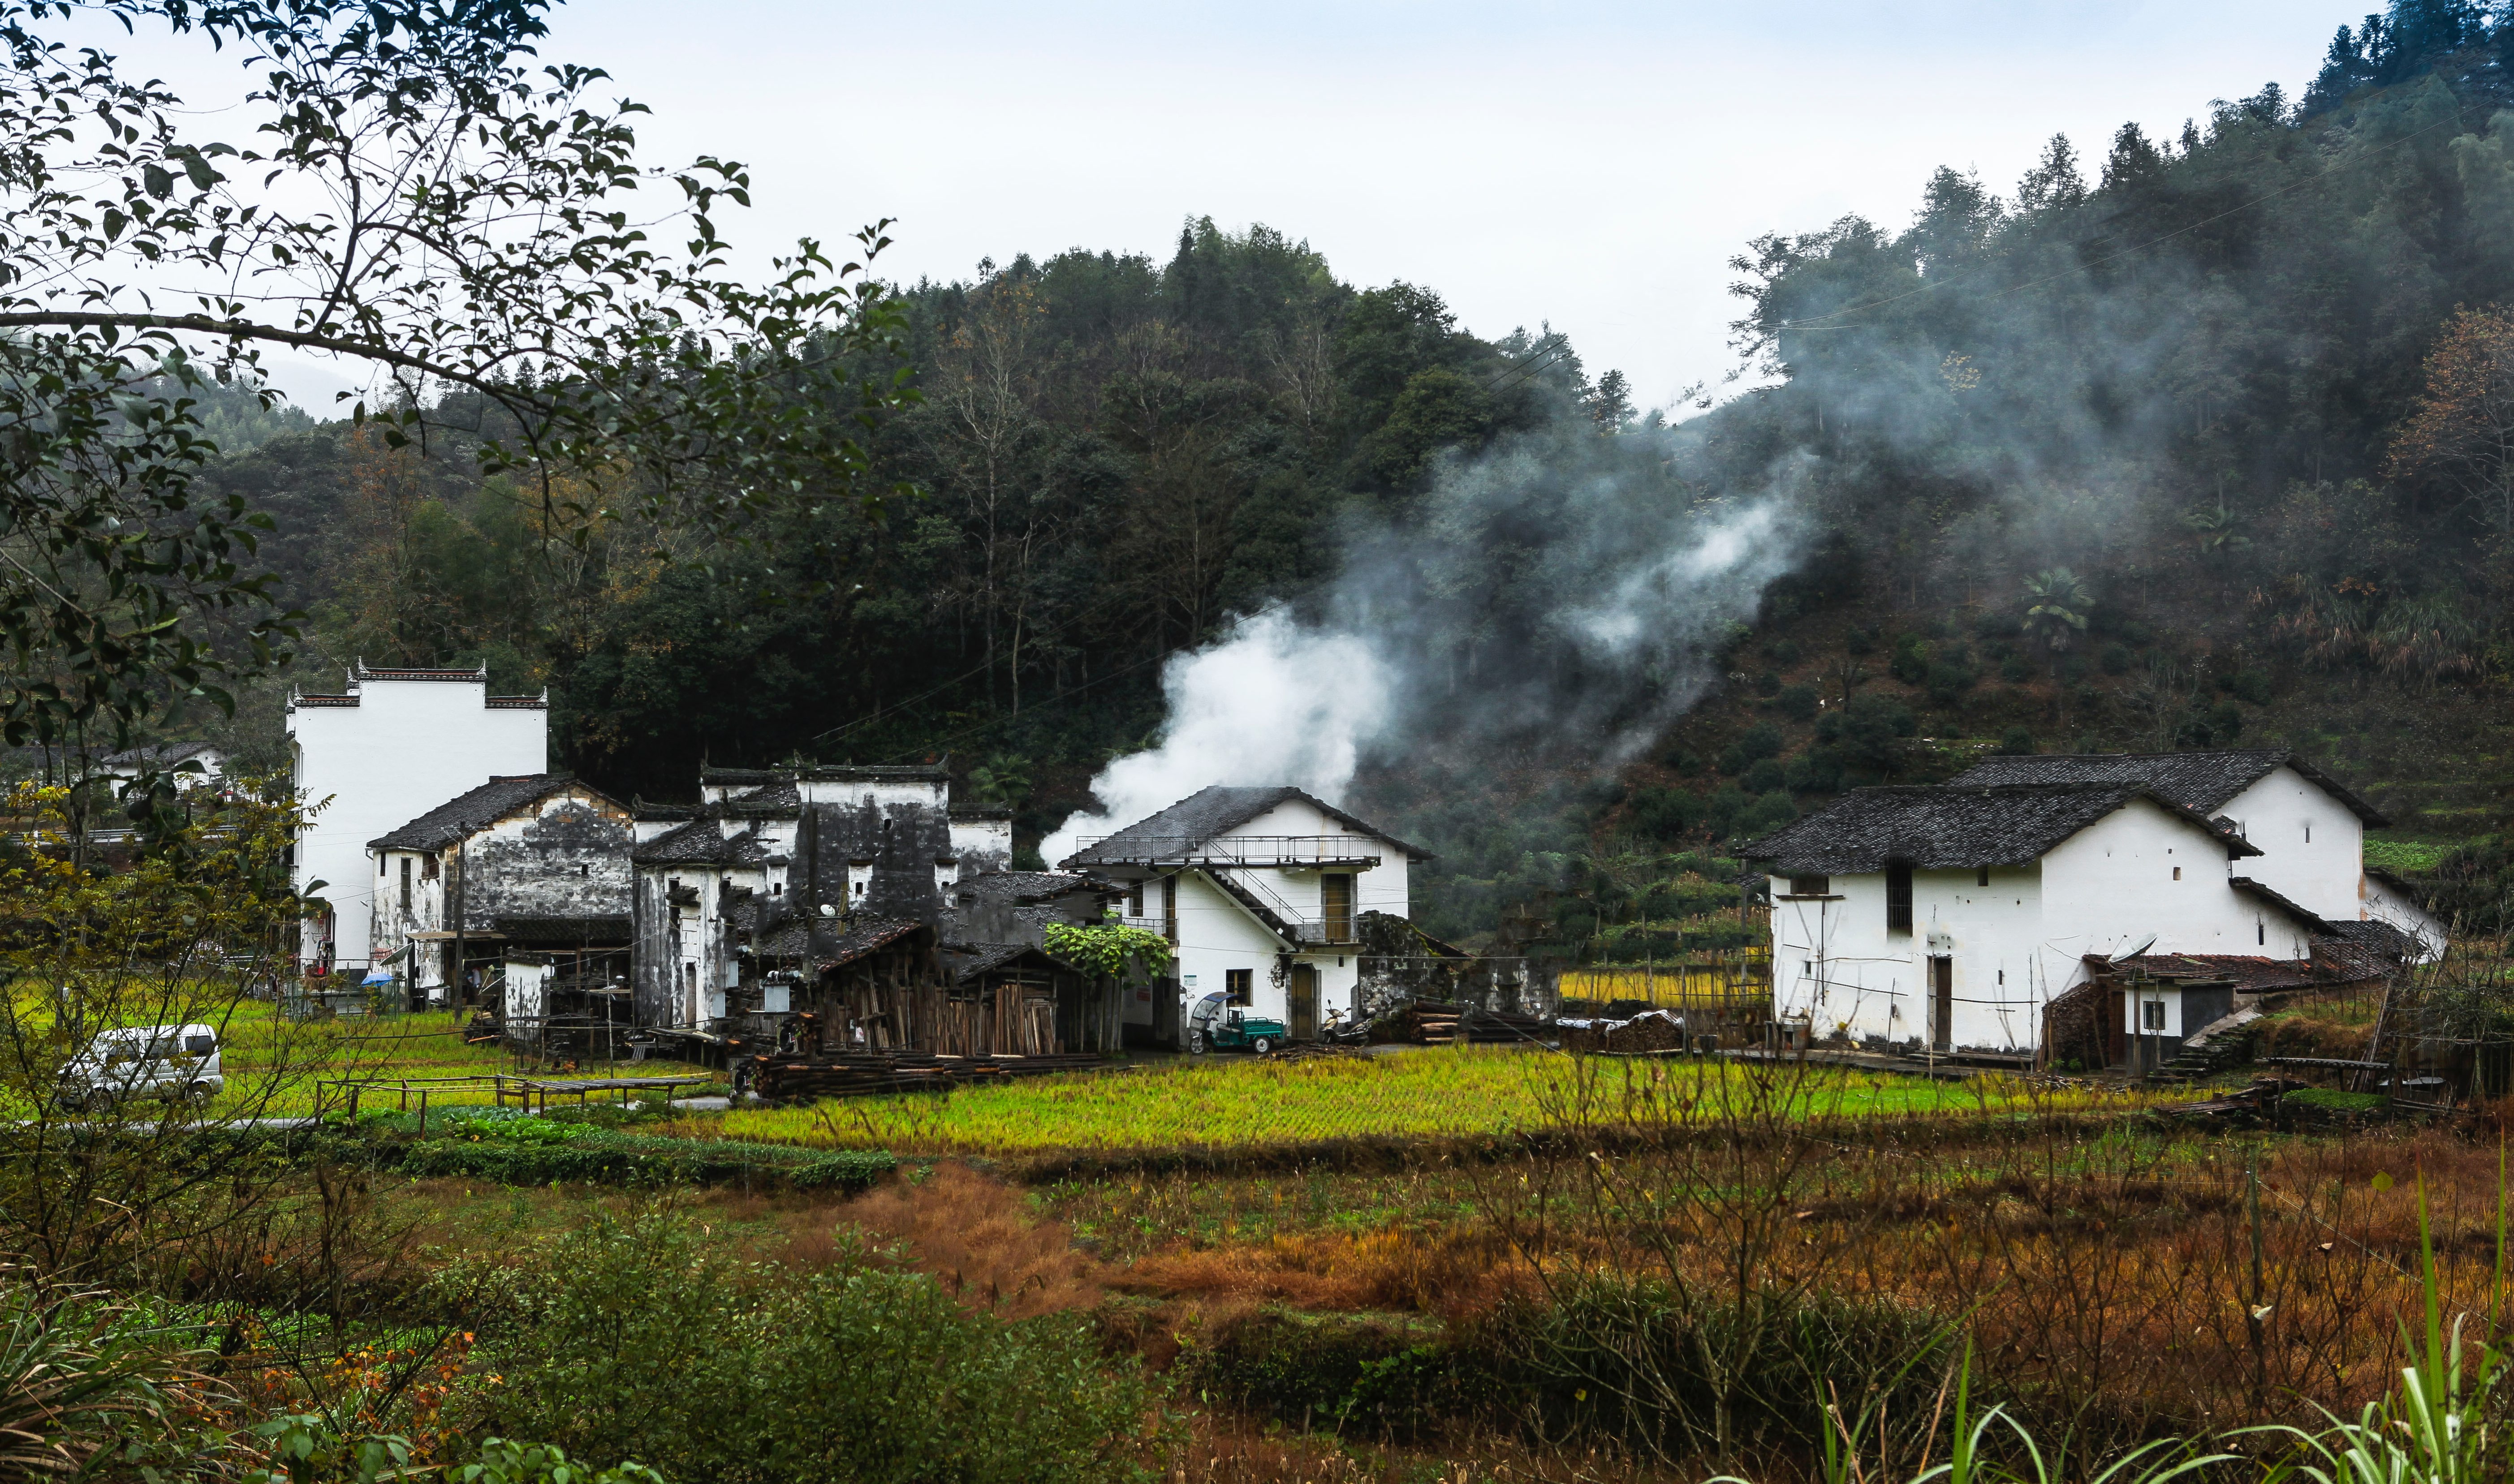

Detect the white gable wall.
xmin=2364 ymin=874 xmax=2449 ymax=960
xmin=2212 ymin=767 xmax=2365 ymax=921
xmin=2039 ymin=800 xmax=2290 ymax=959
xmin=289 ymin=677 xmax=545 ymax=971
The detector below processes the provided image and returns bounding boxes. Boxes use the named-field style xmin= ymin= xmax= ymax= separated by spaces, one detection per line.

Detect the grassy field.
xmin=705 ymin=1045 xmax=2178 ymax=1155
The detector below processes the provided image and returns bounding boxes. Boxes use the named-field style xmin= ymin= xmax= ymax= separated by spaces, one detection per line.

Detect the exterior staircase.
xmin=2162 ymin=1005 xmax=2265 ymax=1078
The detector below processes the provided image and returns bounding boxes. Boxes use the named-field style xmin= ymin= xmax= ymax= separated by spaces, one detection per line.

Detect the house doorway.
xmin=1928 ymin=956 xmax=1953 ymax=1050
xmin=1287 ymin=964 xmax=1319 ymax=1041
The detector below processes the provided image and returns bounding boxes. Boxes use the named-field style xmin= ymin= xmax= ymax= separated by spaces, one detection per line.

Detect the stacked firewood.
xmin=1381 ymin=1000 xmax=1554 ymax=1046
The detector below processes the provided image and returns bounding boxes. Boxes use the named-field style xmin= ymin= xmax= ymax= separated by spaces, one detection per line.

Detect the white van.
xmin=57 ymin=1024 xmax=224 ymax=1110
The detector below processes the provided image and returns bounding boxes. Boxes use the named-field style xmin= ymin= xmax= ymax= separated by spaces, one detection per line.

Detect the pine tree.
xmin=2015 ymin=134 xmax=2087 ymax=214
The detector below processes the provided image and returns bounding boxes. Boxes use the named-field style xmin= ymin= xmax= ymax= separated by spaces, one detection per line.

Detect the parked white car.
xmin=57 ymin=1024 xmax=224 ymax=1110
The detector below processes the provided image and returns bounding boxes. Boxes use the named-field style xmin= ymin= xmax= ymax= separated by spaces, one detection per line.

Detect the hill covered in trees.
xmin=159 ymin=0 xmax=2514 ymax=944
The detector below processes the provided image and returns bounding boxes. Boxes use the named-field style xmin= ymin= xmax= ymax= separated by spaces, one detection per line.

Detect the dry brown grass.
xmin=1122 ymin=1222 xmax=1528 ymax=1316
xmin=832 ymin=1161 xmax=1108 ymax=1319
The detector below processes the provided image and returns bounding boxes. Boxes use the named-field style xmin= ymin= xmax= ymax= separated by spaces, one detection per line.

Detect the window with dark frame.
xmin=1976 ymin=866 xmax=1990 ymax=887
xmin=1885 ymin=863 xmax=1914 ymax=933
xmin=1787 ymin=874 xmax=1829 ymax=897
xmin=2142 ymin=999 xmax=2167 ymax=1031
xmin=1225 ymin=968 xmax=1253 ymax=1005
xmin=398 ymin=857 xmax=411 ymax=911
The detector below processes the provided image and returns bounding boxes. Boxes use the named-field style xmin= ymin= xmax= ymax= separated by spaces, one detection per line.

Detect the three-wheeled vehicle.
xmin=1186 ymin=991 xmax=1288 ymax=1056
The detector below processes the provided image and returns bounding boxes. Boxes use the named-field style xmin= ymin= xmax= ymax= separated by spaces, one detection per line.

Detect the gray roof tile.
xmin=1946 ymin=749 xmax=2387 ymax=826
xmin=1744 ymin=782 xmax=2261 ymax=874
xmin=1060 ymin=785 xmax=1429 ymax=867
xmin=369 ymin=775 xmax=610 ymax=852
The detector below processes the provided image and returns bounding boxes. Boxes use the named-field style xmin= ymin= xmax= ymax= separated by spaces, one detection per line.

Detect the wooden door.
xmin=1321 ymin=874 xmax=1354 ymax=942
xmin=1288 ymin=964 xmax=1319 ymax=1041
xmin=1929 ymin=956 xmax=1953 ymax=1050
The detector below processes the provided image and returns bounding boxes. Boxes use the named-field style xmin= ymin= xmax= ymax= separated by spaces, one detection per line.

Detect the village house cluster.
xmin=282 ymin=665 xmax=1462 ymax=1056
xmin=1745 ymin=749 xmax=2447 ymax=1070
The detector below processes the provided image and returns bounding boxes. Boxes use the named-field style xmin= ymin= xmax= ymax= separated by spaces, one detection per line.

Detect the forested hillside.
xmin=153 ymin=1 xmax=2514 ymax=945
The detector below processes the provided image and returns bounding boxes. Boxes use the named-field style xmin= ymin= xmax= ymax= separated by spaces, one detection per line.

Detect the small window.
xmin=2172 ymin=866 xmax=2182 ymax=881
xmin=398 ymin=857 xmax=412 ymax=911
xmin=1885 ymin=864 xmax=1914 ymax=933
xmin=1225 ymin=968 xmax=1253 ymax=1005
xmin=2304 ymin=822 xmax=2312 ymax=843
xmin=1976 ymin=867 xmax=1990 ymax=888
xmin=1788 ymin=874 xmax=1829 ymax=897
xmin=2258 ymin=921 xmax=2265 ymax=945
xmin=2142 ymin=999 xmax=2167 ymax=1031
xmin=422 ymin=855 xmax=439 ymax=881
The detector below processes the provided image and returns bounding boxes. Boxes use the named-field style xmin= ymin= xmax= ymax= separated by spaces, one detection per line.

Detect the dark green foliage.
xmin=1845 ymin=628 xmax=1877 ymax=656
xmin=1767 ymin=638 xmax=1802 ymax=667
xmin=1742 ymin=758 xmax=1788 ymax=794
xmin=452 ymin=1210 xmax=1144 ymax=1484
xmin=1785 ymin=746 xmax=1847 ymax=794
xmin=2207 ymin=699 xmax=2246 ymax=741
xmin=2000 ymin=652 xmax=2036 ymax=683
xmin=1670 ymin=750 xmax=1704 ymax=778
xmin=1737 ymin=791 xmax=1799 ymax=837
xmin=1837 ymin=695 xmax=1918 ymax=777
xmin=358 ymin=1125 xmax=891 ymax=1192
xmin=1774 ymin=683 xmax=1820 ymax=722
xmin=1717 ymin=723 xmax=1785 ymax=776
xmin=1888 ymin=635 xmax=1930 ymax=686
xmin=1754 ymin=672 xmax=1783 ymax=697
xmin=2428 ymin=834 xmax=2514 ymax=931
xmin=1996 ymin=727 xmax=2037 ymax=756
xmin=1629 ymin=787 xmax=1704 ymax=842
xmin=1924 ymin=651 xmax=1976 ymax=707
xmin=2227 ymin=668 xmax=2273 ymax=704
xmin=2099 ymin=643 xmax=2133 ymax=677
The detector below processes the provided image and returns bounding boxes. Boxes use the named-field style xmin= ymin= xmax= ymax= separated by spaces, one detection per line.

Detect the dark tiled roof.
xmin=355 ymin=662 xmax=483 ymax=682
xmin=949 ymin=802 xmax=1014 ymax=821
xmin=630 ymin=818 xmax=776 ymax=866
xmin=99 ymin=740 xmax=220 ymax=770
xmin=2367 ymin=865 xmax=2431 ymax=900
xmin=2324 ymin=918 xmax=2423 ymax=964
xmin=2097 ymin=953 xmax=2330 ymax=994
xmin=496 ymin=915 xmax=630 ymax=945
xmin=816 ymin=916 xmax=929 ymax=970
xmin=1060 ymin=785 xmax=1431 ymax=867
xmin=1946 ymin=749 xmax=2388 ymax=827
xmin=702 ymin=764 xmax=947 ymax=786
xmin=486 ymin=695 xmax=548 ymax=709
xmin=369 ymin=775 xmax=609 ymax=852
xmin=954 ymin=870 xmax=1122 ymax=904
xmin=2229 ymin=877 xmax=2333 ymax=933
xmin=951 ymin=942 xmax=1078 ymax=982
xmin=753 ymin=921 xmax=813 ymax=959
xmin=716 ymin=781 xmax=800 ymax=817
xmin=1744 ymin=782 xmax=2261 ymax=874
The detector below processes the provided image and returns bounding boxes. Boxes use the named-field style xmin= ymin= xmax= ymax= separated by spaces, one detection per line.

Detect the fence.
xmin=1558 ymin=949 xmax=1773 ymax=1014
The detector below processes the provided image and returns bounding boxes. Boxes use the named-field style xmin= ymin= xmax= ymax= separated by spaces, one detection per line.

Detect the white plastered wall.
xmin=288 ymin=678 xmax=544 ymax=968
xmin=2212 ymin=766 xmax=2366 ymax=920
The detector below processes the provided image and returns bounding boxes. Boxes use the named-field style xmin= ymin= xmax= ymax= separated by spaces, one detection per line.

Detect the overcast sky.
xmin=148 ymin=0 xmax=2371 ymax=413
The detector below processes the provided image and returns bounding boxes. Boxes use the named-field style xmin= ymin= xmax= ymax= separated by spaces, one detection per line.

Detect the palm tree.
xmin=2021 ymin=568 xmax=2096 ymax=728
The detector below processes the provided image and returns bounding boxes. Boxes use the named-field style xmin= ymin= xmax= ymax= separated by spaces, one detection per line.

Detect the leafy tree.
xmin=0 ymin=0 xmax=914 ymax=794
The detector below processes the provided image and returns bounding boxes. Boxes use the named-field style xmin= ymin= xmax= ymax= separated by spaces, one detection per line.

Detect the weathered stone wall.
xmin=1351 ymin=911 xmax=1559 ymax=1020
xmin=458 ymin=791 xmax=634 ymax=930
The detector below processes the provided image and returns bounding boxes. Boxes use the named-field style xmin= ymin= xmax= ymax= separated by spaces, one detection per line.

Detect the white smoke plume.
xmin=1041 ymin=420 xmax=1814 ymax=864
xmin=1041 ymin=610 xmax=1395 ymax=865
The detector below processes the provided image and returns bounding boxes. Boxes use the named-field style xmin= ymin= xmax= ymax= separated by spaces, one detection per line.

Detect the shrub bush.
xmin=1773 ymin=682 xmax=1820 ymax=722
xmin=448 ymin=1210 xmax=1144 ymax=1484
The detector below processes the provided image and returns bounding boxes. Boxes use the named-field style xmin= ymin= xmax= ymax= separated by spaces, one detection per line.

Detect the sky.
xmin=108 ymin=0 xmax=2371 ymax=413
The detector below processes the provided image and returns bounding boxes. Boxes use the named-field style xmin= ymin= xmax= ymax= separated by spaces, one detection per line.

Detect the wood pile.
xmin=1380 ymin=1000 xmax=1555 ymax=1046
xmin=742 ymin=1050 xmax=1110 ymax=1102
xmin=1558 ymin=1011 xmax=1687 ymax=1054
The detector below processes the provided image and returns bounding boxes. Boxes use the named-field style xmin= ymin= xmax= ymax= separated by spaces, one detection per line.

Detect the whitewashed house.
xmin=288 ymin=664 xmax=548 ymax=974
xmin=1945 ymin=749 xmax=2441 ymax=947
xmin=1058 ymin=786 xmax=1429 ymax=1040
xmin=1747 ymin=750 xmax=2434 ymax=1062
xmin=367 ymin=774 xmax=633 ymax=1003
xmin=94 ymin=740 xmax=228 ymax=792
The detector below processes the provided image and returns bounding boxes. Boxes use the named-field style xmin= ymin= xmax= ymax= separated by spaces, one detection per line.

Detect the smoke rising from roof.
xmin=1042 ymin=414 xmax=1812 ymax=864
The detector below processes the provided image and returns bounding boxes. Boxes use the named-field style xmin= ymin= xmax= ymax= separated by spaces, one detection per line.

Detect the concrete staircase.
xmin=2163 ymin=1005 xmax=2265 ymax=1078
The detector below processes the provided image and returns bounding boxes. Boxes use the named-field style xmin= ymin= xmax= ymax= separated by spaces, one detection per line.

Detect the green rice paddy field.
xmin=706 ymin=1046 xmax=2178 ymax=1156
